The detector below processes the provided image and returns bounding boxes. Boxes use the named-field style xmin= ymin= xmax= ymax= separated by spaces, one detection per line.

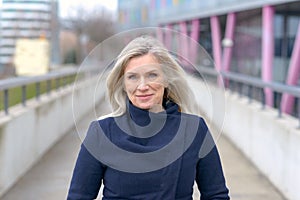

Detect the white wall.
xmin=0 ymin=77 xmax=105 ymax=197
xmin=189 ymin=77 xmax=300 ymax=200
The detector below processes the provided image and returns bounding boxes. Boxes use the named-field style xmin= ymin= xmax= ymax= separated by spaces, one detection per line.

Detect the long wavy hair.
xmin=105 ymin=35 xmax=197 ymax=117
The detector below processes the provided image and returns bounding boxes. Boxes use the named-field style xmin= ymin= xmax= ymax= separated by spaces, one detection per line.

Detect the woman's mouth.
xmin=136 ymin=94 xmax=153 ymax=101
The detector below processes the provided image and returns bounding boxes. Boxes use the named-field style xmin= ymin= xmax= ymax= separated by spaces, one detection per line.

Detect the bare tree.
xmin=85 ymin=8 xmax=115 ymax=45
xmin=64 ymin=5 xmax=115 ymax=64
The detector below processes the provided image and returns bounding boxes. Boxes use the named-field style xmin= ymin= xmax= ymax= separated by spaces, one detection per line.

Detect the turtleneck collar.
xmin=127 ymin=99 xmax=180 ymax=126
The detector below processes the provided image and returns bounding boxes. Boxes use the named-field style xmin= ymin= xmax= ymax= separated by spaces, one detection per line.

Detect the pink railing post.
xmin=165 ymin=24 xmax=173 ymax=51
xmin=190 ymin=19 xmax=200 ymax=65
xmin=179 ymin=21 xmax=190 ymax=67
xmin=222 ymin=13 xmax=236 ymax=87
xmin=281 ymin=22 xmax=300 ymax=114
xmin=262 ymin=6 xmax=275 ymax=106
xmin=210 ymin=16 xmax=223 ymax=85
xmin=156 ymin=26 xmax=164 ymax=43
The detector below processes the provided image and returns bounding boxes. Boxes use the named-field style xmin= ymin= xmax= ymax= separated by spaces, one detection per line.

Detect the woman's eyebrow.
xmin=124 ymin=71 xmax=138 ymax=75
xmin=125 ymin=69 xmax=160 ymax=74
xmin=145 ymin=69 xmax=160 ymax=73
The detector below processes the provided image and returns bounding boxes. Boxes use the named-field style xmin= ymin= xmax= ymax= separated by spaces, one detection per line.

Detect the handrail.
xmin=220 ymin=70 xmax=300 ymax=98
xmin=0 ymin=68 xmax=77 ymax=90
xmin=196 ymin=66 xmax=300 ymax=128
xmin=196 ymin=66 xmax=300 ymax=98
xmin=0 ymin=66 xmax=97 ymax=115
xmin=0 ymin=65 xmax=99 ymax=91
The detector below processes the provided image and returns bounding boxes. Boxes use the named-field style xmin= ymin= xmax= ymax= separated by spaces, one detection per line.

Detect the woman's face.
xmin=123 ymin=54 xmax=166 ymax=112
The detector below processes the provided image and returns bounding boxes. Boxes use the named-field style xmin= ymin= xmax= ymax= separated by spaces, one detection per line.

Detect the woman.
xmin=67 ymin=35 xmax=230 ymax=199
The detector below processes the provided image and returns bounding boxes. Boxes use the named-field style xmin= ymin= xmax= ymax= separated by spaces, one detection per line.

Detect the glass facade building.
xmin=118 ymin=0 xmax=300 ymax=114
xmin=0 ymin=0 xmax=60 ymax=70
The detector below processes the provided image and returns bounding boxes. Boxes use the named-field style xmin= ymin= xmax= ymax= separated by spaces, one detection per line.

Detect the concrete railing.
xmin=189 ymin=77 xmax=300 ymax=200
xmin=0 ymin=76 xmax=105 ymax=197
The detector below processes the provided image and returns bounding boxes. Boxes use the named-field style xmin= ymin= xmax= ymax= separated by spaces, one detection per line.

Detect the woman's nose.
xmin=137 ymin=78 xmax=149 ymax=90
xmin=137 ymin=83 xmax=149 ymax=90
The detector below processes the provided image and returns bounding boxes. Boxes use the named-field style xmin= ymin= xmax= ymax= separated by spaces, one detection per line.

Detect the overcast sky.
xmin=0 ymin=0 xmax=118 ymax=16
xmin=58 ymin=0 xmax=118 ymax=18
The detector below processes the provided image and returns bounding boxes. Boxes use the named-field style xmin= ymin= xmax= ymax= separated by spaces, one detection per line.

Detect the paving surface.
xmin=1 ymin=104 xmax=286 ymax=200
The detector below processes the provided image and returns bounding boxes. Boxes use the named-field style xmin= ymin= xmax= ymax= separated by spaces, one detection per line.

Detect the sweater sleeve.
xmin=67 ymin=122 xmax=106 ymax=200
xmin=195 ymin=121 xmax=230 ymax=200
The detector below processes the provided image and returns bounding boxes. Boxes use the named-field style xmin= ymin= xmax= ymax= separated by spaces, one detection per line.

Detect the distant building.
xmin=118 ymin=0 xmax=299 ymax=80
xmin=0 ymin=0 xmax=60 ymax=72
xmin=118 ymin=0 xmax=150 ymax=30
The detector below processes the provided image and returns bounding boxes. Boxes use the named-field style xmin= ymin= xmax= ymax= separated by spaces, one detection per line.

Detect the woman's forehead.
xmin=124 ymin=64 xmax=163 ymax=74
xmin=124 ymin=54 xmax=161 ymax=73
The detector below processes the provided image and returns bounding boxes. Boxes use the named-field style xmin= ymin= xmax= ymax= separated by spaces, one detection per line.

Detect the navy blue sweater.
xmin=67 ymin=101 xmax=229 ymax=200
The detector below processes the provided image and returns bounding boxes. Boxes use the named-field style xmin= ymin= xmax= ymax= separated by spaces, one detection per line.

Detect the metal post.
xmin=63 ymin=76 xmax=67 ymax=87
xmin=238 ymin=82 xmax=243 ymax=97
xmin=22 ymin=85 xmax=26 ymax=106
xmin=278 ymin=103 xmax=282 ymax=118
xmin=47 ymin=80 xmax=51 ymax=95
xmin=69 ymin=76 xmax=73 ymax=87
xmin=56 ymin=78 xmax=60 ymax=90
xmin=298 ymin=97 xmax=300 ymax=129
xmin=261 ymin=88 xmax=266 ymax=109
xmin=36 ymin=82 xmax=40 ymax=100
xmin=248 ymin=85 xmax=253 ymax=103
xmin=233 ymin=81 xmax=237 ymax=93
xmin=4 ymin=89 xmax=9 ymax=115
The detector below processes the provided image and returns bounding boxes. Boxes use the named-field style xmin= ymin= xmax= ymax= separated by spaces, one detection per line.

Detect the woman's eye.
xmin=127 ymin=74 xmax=138 ymax=81
xmin=148 ymin=73 xmax=158 ymax=79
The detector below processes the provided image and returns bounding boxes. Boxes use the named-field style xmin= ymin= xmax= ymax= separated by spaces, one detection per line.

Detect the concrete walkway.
xmin=1 ymin=110 xmax=286 ymax=200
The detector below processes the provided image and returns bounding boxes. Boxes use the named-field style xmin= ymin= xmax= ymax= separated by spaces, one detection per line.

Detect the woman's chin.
xmin=137 ymin=103 xmax=163 ymax=113
xmin=148 ymin=105 xmax=164 ymax=113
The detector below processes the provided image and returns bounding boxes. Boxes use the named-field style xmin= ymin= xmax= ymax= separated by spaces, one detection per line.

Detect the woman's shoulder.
xmin=180 ymin=112 xmax=208 ymax=131
xmin=97 ymin=113 xmax=115 ymax=121
xmin=94 ymin=112 xmax=126 ymax=129
xmin=83 ymin=114 xmax=116 ymax=133
xmin=180 ymin=112 xmax=206 ymax=122
xmin=85 ymin=116 xmax=115 ymax=138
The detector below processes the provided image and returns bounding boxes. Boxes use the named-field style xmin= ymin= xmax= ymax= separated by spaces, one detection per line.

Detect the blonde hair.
xmin=106 ymin=35 xmax=197 ymax=117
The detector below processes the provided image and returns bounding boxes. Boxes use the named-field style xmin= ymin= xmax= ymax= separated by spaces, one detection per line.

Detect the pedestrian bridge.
xmin=0 ymin=65 xmax=298 ymax=200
